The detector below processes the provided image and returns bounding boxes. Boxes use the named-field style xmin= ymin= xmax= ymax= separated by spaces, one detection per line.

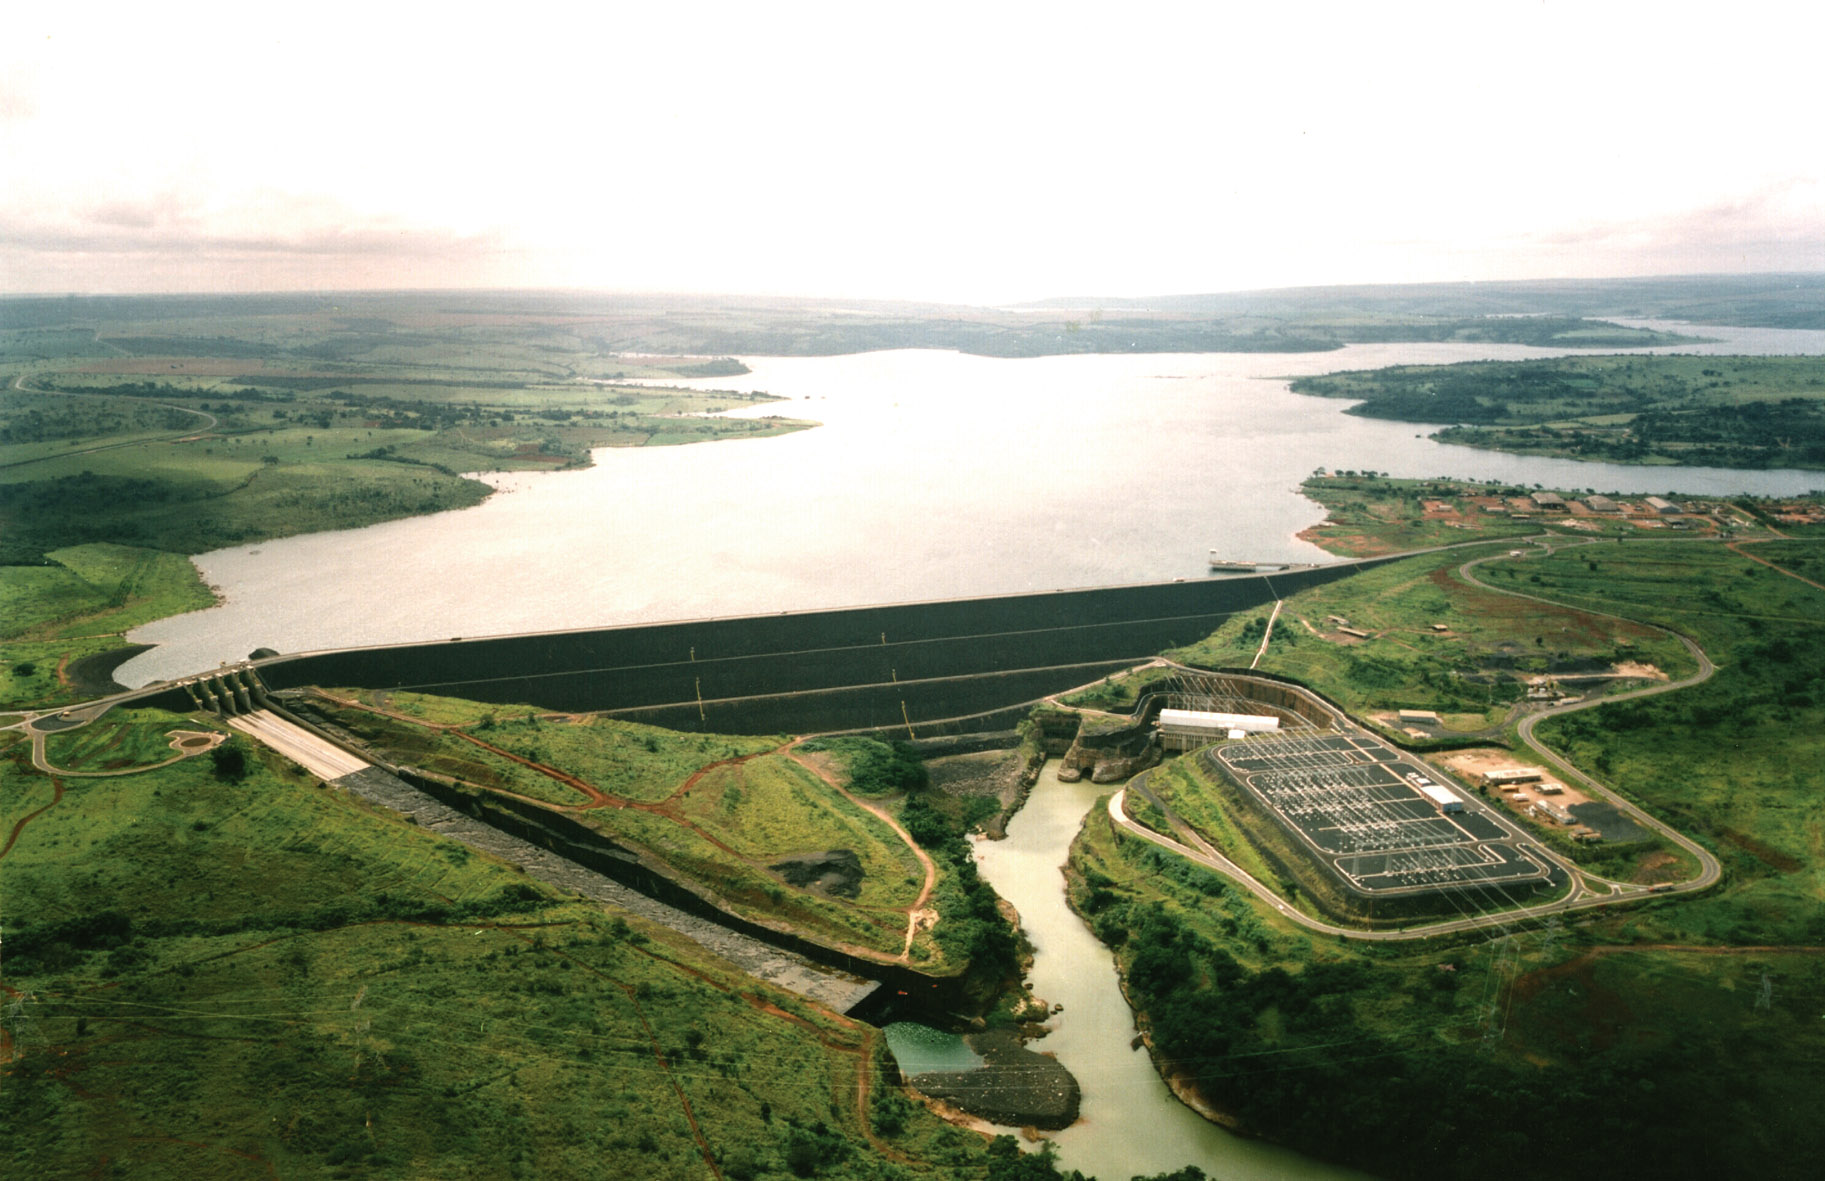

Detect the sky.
xmin=3 ymin=1 xmax=1822 ymax=304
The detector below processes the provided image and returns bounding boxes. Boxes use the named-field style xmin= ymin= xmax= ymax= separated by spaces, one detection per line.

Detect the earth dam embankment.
xmin=139 ymin=563 xmax=1399 ymax=733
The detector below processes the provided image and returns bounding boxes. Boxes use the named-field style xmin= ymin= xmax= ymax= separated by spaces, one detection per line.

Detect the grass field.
xmin=36 ymin=708 xmax=223 ymax=773
xmin=1068 ymin=796 xmax=1825 ymax=1180
xmin=1167 ymin=545 xmax=1691 ymax=724
xmin=311 ymin=707 xmax=595 ymax=807
xmin=1292 ymin=354 xmax=1825 ymax=469
xmin=2 ymin=724 xmax=991 ymax=1180
xmin=582 ymin=750 xmax=934 ymax=963
xmin=0 ymin=543 xmax=219 ymax=709
xmin=470 ymin=713 xmax=781 ymax=804
xmin=1136 ymin=756 xmax=1303 ymax=916
xmin=1515 ymin=539 xmax=1825 ymax=947
xmin=305 ymin=695 xmax=939 ymax=965
xmin=0 ymin=314 xmax=819 ymax=703
xmin=1059 ymin=479 xmax=1825 ymax=1178
xmin=1 ymin=352 xmax=815 ymax=567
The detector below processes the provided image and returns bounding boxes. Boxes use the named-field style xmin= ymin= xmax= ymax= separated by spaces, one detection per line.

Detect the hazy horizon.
xmin=6 ymin=2 xmax=1822 ymax=303
xmin=5 ymin=269 xmax=1825 ymax=309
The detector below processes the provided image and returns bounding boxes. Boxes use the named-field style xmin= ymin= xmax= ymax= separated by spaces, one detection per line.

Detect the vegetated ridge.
xmin=1292 ymin=354 xmax=1825 ymax=469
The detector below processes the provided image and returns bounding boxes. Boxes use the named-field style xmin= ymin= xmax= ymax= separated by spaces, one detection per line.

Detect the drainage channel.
xmin=326 ymin=763 xmax=880 ymax=1014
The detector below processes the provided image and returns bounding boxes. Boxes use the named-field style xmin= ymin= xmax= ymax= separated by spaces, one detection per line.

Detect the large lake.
xmin=113 ymin=323 xmax=1825 ymax=1178
xmin=119 ymin=324 xmax=1825 ymax=686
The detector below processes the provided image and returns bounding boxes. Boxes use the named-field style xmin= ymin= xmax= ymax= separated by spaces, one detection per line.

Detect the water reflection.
xmin=121 ymin=333 xmax=1822 ymax=686
xmin=972 ymin=763 xmax=1366 ymax=1180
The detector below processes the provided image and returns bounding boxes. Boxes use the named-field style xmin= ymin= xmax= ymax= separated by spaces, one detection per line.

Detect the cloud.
xmin=4 ymin=4 xmax=1822 ymax=299
xmin=1499 ymin=180 xmax=1825 ymax=276
xmin=0 ymin=190 xmax=533 ymax=293
xmin=0 ymin=74 xmax=37 ymax=122
xmin=83 ymin=192 xmax=190 ymax=231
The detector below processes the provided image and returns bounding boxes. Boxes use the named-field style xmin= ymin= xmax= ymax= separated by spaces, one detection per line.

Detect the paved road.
xmin=1106 ymin=536 xmax=1735 ymax=939
xmin=1455 ymin=541 xmax=1724 ymax=897
xmin=3 ymin=373 xmax=219 ymax=471
xmin=1110 ymin=776 xmax=1685 ymax=943
xmin=1248 ymin=599 xmax=1283 ymax=670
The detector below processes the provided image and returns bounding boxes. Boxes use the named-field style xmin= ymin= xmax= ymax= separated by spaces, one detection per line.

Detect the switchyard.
xmin=1205 ymin=713 xmax=1557 ymax=908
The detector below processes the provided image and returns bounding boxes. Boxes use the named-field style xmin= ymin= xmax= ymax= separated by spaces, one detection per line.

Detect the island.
xmin=1291 ymin=354 xmax=1825 ymax=470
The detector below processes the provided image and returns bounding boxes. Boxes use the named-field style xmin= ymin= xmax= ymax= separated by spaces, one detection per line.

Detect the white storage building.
xmin=1158 ymin=708 xmax=1279 ymax=750
xmin=1418 ymin=783 xmax=1465 ymax=813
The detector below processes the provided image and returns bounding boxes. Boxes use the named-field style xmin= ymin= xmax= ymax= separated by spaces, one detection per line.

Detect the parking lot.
xmin=1208 ymin=731 xmax=1553 ymax=899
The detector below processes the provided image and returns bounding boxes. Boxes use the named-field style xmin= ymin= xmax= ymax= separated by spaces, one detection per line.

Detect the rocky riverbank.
xmin=904 ymin=1028 xmax=1081 ymax=1130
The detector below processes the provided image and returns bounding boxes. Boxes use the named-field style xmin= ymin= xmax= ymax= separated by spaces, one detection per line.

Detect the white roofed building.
xmin=1158 ymin=708 xmax=1279 ymax=750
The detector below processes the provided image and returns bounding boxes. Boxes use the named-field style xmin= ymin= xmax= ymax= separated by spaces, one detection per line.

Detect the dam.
xmin=134 ymin=561 xmax=1399 ymax=733
xmin=106 ymin=561 xmax=1411 ymax=1033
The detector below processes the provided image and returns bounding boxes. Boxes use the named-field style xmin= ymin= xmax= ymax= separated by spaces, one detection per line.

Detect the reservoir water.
xmin=119 ymin=327 xmax=1823 ymax=687
xmin=108 ymin=324 xmax=1824 ymax=1177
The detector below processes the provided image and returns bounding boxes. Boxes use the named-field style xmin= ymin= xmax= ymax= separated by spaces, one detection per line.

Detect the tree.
xmin=210 ymin=742 xmax=249 ymax=782
xmin=985 ymin=1136 xmax=1082 ymax=1181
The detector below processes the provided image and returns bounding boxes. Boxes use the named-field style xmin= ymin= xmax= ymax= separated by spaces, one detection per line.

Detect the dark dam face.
xmin=144 ymin=564 xmax=1392 ymax=734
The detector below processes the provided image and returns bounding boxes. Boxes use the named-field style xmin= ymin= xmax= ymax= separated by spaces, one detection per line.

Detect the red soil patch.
xmin=1505 ymin=951 xmax=1637 ymax=1052
xmin=67 ymin=358 xmax=292 ymax=377
xmin=1292 ymin=526 xmax=1394 ymax=557
xmin=448 ymin=731 xmax=613 ymax=808
xmin=2 ymin=778 xmax=64 ymax=859
xmin=1715 ymin=826 xmax=1804 ymax=873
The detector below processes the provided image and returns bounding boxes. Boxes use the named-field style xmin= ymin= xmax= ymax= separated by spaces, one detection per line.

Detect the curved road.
xmin=4 ymin=373 xmax=220 ymax=471
xmin=1105 ymin=535 xmax=1729 ymax=941
xmin=1455 ymin=540 xmax=1722 ymax=897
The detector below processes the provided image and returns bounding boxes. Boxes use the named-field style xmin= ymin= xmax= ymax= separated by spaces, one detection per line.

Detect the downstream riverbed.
xmin=972 ymin=763 xmax=1365 ymax=1180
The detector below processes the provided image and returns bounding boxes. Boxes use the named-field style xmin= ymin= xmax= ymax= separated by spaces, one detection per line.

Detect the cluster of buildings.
xmin=1486 ymin=491 xmax=1688 ymax=518
xmin=1478 ymin=764 xmax=1601 ymax=842
xmin=1405 ymin=478 xmax=1804 ymax=533
xmin=1767 ymin=500 xmax=1825 ymax=526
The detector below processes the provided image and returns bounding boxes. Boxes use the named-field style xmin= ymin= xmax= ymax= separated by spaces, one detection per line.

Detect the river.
xmin=108 ymin=324 xmax=1824 ymax=1177
xmin=119 ymin=325 xmax=1823 ymax=687
xmin=972 ymin=762 xmax=1366 ymax=1180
